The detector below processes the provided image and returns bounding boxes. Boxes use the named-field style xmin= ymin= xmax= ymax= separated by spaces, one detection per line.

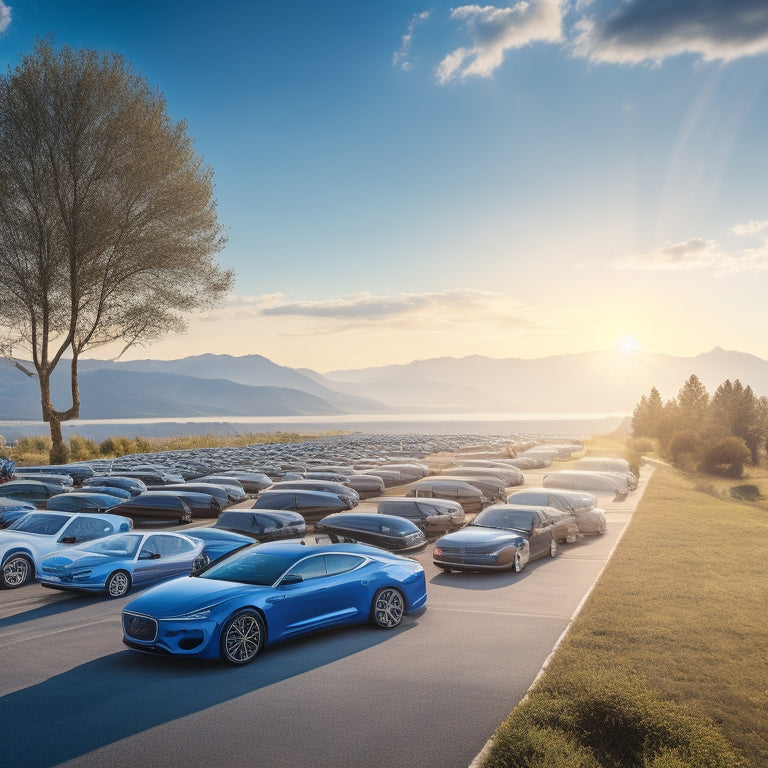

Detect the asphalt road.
xmin=0 ymin=470 xmax=650 ymax=768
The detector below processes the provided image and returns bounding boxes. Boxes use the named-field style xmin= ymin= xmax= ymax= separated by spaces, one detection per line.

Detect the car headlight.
xmin=170 ymin=607 xmax=213 ymax=620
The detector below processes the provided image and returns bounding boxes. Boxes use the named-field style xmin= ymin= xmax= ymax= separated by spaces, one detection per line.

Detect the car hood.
xmin=437 ymin=527 xmax=526 ymax=546
xmin=124 ymin=575 xmax=271 ymax=618
xmin=41 ymin=550 xmax=118 ymax=569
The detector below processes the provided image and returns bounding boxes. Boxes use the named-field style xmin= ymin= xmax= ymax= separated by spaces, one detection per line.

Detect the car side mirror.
xmin=59 ymin=536 xmax=77 ymax=544
xmin=280 ymin=573 xmax=303 ymax=586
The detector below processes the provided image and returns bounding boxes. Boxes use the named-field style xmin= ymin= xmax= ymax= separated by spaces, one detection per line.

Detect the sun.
xmin=617 ymin=335 xmax=641 ymax=355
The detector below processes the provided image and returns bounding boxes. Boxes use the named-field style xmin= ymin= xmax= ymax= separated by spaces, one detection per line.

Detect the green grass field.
xmin=483 ymin=460 xmax=768 ymax=767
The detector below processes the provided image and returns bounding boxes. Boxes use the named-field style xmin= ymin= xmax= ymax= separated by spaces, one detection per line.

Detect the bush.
xmin=99 ymin=436 xmax=139 ymax=457
xmin=484 ymin=670 xmax=742 ymax=768
xmin=666 ymin=430 xmax=700 ymax=468
xmin=68 ymin=434 xmax=100 ymax=462
xmin=730 ymin=484 xmax=761 ymax=502
xmin=700 ymin=437 xmax=751 ymax=478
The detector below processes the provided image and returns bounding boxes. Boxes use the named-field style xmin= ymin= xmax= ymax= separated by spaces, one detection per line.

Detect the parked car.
xmin=404 ymin=478 xmax=487 ymax=513
xmin=0 ymin=480 xmax=71 ymax=506
xmin=252 ymin=489 xmax=353 ymax=521
xmin=17 ymin=464 xmax=94 ymax=484
xmin=184 ymin=528 xmax=255 ymax=563
xmin=195 ymin=476 xmax=248 ymax=503
xmin=442 ymin=465 xmax=524 ymax=487
xmin=435 ymin=474 xmax=506 ymax=502
xmin=570 ymin=458 xmax=638 ymax=490
xmin=140 ymin=490 xmax=221 ymax=518
xmin=315 ymin=513 xmax=428 ymax=554
xmin=113 ymin=470 xmax=176 ymax=486
xmin=0 ymin=498 xmax=36 ymax=528
xmin=432 ymin=504 xmax=561 ymax=573
xmin=122 ymin=541 xmax=428 ymax=664
xmin=110 ymin=493 xmax=193 ymax=525
xmin=213 ymin=510 xmax=306 ymax=541
xmin=344 ymin=474 xmax=386 ymax=499
xmin=46 ymin=491 xmax=126 ymax=514
xmin=212 ymin=471 xmax=273 ymax=493
xmin=150 ymin=483 xmax=231 ymax=510
xmin=38 ymin=531 xmax=208 ymax=598
xmin=76 ymin=485 xmax=132 ymax=500
xmin=14 ymin=472 xmax=74 ymax=489
xmin=0 ymin=511 xmax=132 ymax=588
xmin=267 ymin=480 xmax=359 ymax=507
xmin=507 ymin=487 xmax=606 ymax=535
xmin=371 ymin=496 xmax=465 ymax=536
xmin=82 ymin=476 xmax=147 ymax=496
xmin=543 ymin=470 xmax=628 ymax=501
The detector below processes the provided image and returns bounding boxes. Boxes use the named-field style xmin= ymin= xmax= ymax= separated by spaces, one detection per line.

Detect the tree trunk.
xmin=39 ymin=372 xmax=72 ymax=465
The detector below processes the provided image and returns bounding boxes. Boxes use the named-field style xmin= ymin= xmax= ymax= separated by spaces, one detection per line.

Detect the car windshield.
xmin=78 ymin=533 xmax=142 ymax=557
xmin=7 ymin=513 xmax=69 ymax=536
xmin=471 ymin=508 xmax=533 ymax=532
xmin=198 ymin=549 xmax=293 ymax=586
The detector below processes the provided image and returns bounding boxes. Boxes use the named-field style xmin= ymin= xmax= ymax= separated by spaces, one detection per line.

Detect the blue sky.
xmin=2 ymin=1 xmax=768 ymax=371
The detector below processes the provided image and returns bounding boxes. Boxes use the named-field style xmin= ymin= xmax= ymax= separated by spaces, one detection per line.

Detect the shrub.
xmin=68 ymin=434 xmax=100 ymax=462
xmin=700 ymin=437 xmax=751 ymax=478
xmin=99 ymin=436 xmax=138 ymax=457
xmin=729 ymin=484 xmax=761 ymax=502
xmin=484 ymin=670 xmax=742 ymax=768
xmin=666 ymin=430 xmax=700 ymax=468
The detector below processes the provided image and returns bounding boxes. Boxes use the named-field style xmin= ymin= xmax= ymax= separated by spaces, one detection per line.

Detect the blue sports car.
xmin=39 ymin=531 xmax=208 ymax=598
xmin=122 ymin=540 xmax=427 ymax=665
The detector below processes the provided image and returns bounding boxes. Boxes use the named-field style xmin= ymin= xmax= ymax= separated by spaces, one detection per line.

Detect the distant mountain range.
xmin=1 ymin=347 xmax=767 ymax=421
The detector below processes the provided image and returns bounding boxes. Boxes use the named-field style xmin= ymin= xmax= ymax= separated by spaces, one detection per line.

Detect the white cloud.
xmin=0 ymin=2 xmax=11 ymax=34
xmin=573 ymin=0 xmax=768 ymax=65
xmin=193 ymin=289 xmax=550 ymax=333
xmin=435 ymin=1 xmax=564 ymax=84
xmin=612 ymin=220 xmax=768 ymax=274
xmin=612 ymin=237 xmax=721 ymax=271
xmin=393 ymin=10 xmax=431 ymax=71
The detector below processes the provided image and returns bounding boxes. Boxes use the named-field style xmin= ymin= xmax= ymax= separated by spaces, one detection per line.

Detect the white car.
xmin=0 ymin=511 xmax=133 ymax=589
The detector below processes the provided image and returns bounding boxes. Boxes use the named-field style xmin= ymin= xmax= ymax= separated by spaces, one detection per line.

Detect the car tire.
xmin=513 ymin=548 xmax=525 ymax=573
xmin=549 ymin=537 xmax=558 ymax=558
xmin=1 ymin=554 xmax=34 ymax=589
xmin=105 ymin=570 xmax=132 ymax=599
xmin=220 ymin=610 xmax=265 ymax=665
xmin=371 ymin=587 xmax=404 ymax=629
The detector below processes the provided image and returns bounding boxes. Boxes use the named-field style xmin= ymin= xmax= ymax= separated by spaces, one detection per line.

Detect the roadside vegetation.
xmin=1 ymin=431 xmax=346 ymax=466
xmin=483 ymin=452 xmax=768 ymax=768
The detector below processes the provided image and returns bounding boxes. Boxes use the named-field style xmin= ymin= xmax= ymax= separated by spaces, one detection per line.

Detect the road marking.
xmin=427 ymin=605 xmax=569 ymax=620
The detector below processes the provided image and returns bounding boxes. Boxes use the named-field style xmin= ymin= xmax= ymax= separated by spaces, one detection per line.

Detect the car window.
xmin=8 ymin=513 xmax=70 ymax=535
xmin=285 ymin=555 xmax=327 ymax=581
xmin=154 ymin=535 xmax=195 ymax=556
xmin=60 ymin=516 xmax=114 ymax=542
xmin=416 ymin=502 xmax=441 ymax=517
xmin=82 ymin=533 xmax=142 ymax=557
xmin=324 ymin=554 xmax=365 ymax=576
xmin=200 ymin=550 xmax=295 ymax=585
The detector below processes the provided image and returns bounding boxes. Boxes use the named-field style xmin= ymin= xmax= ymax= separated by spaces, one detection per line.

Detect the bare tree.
xmin=0 ymin=40 xmax=233 ymax=462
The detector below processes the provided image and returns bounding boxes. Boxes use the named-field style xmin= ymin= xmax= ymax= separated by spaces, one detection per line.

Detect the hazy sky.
xmin=2 ymin=1 xmax=768 ymax=371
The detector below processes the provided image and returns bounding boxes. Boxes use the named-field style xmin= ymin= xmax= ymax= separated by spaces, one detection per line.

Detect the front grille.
xmin=123 ymin=612 xmax=158 ymax=642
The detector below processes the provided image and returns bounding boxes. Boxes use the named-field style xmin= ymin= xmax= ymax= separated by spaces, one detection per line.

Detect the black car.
xmin=267 ymin=480 xmax=359 ymax=507
xmin=213 ymin=510 xmax=306 ymax=541
xmin=252 ymin=489 xmax=352 ymax=522
xmin=0 ymin=480 xmax=68 ymax=506
xmin=432 ymin=504 xmax=560 ymax=573
xmin=82 ymin=476 xmax=147 ymax=496
xmin=18 ymin=464 xmax=94 ymax=484
xmin=315 ymin=512 xmax=428 ymax=554
xmin=141 ymin=490 xmax=221 ymax=518
xmin=110 ymin=493 xmax=193 ymax=525
xmin=149 ymin=483 xmax=231 ymax=510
